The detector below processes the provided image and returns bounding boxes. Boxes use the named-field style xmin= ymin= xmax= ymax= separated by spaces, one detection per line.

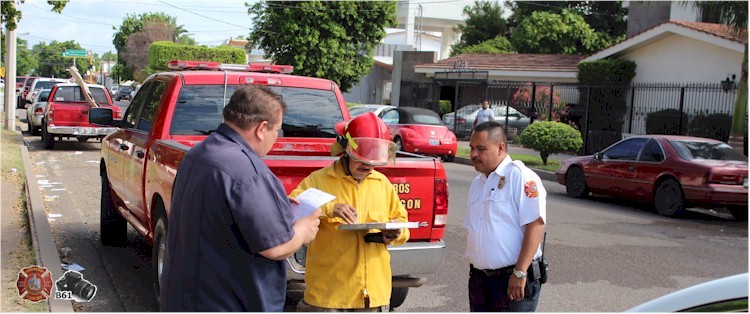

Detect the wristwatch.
xmin=513 ymin=269 xmax=527 ymax=279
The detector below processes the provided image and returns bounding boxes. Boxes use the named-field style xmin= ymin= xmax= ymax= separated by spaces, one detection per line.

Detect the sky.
xmin=16 ymin=0 xmax=480 ymax=57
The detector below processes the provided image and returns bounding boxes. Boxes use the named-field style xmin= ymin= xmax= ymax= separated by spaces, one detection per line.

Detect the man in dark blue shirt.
xmin=161 ymin=85 xmax=321 ymax=311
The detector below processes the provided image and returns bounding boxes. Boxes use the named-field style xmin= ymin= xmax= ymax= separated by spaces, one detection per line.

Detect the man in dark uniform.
xmin=160 ymin=85 xmax=321 ymax=311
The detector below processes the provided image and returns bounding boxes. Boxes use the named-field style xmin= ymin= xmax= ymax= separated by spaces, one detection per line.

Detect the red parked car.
xmin=380 ymin=106 xmax=458 ymax=162
xmin=555 ymin=135 xmax=748 ymax=220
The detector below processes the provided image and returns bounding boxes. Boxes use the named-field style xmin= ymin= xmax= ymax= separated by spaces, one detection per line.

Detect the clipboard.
xmin=338 ymin=222 xmax=419 ymax=230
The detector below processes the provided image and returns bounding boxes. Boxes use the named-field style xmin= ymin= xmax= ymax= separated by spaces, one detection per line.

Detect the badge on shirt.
xmin=524 ymin=181 xmax=539 ymax=198
xmin=497 ymin=176 xmax=506 ymax=189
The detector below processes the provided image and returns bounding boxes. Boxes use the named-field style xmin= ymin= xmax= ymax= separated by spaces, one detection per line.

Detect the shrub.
xmin=646 ymin=109 xmax=687 ymax=135
xmin=689 ymin=112 xmax=732 ymax=142
xmin=438 ymin=100 xmax=452 ymax=115
xmin=148 ymin=41 xmax=246 ymax=72
xmin=516 ymin=121 xmax=582 ymax=165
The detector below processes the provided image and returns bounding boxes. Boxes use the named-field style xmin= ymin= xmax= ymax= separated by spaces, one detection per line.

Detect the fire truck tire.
xmin=390 ymin=287 xmax=408 ymax=309
xmin=41 ymin=120 xmax=56 ymax=149
xmin=153 ymin=213 xmax=168 ymax=302
xmin=100 ymin=172 xmax=127 ymax=246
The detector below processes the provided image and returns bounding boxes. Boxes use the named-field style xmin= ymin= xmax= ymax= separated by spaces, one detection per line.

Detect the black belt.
xmin=471 ymin=259 xmax=541 ymax=277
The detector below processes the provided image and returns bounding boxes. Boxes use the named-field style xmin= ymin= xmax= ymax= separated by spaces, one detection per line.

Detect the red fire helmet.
xmin=331 ymin=112 xmax=396 ymax=166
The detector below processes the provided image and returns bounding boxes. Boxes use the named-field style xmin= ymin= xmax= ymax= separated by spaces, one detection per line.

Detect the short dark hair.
xmin=223 ymin=85 xmax=286 ymax=130
xmin=473 ymin=121 xmax=507 ymax=146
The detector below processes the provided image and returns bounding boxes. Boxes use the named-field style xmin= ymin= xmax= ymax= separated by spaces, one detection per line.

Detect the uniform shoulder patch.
xmin=524 ymin=181 xmax=539 ymax=198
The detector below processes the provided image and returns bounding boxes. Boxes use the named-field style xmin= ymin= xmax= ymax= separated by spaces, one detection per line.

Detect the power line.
xmin=156 ymin=0 xmax=251 ymax=30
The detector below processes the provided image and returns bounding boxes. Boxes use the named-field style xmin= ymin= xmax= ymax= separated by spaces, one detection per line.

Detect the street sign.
xmin=62 ymin=49 xmax=86 ymax=57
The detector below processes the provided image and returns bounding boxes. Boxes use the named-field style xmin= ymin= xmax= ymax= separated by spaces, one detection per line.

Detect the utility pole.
xmin=4 ymin=1 xmax=17 ymax=131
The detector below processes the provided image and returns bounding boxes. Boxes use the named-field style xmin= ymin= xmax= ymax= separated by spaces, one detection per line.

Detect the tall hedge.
xmin=147 ymin=41 xmax=246 ymax=73
xmin=576 ymin=58 xmax=636 ymax=153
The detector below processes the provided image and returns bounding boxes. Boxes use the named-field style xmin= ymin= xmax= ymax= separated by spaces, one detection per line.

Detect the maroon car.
xmin=555 ymin=135 xmax=748 ymax=220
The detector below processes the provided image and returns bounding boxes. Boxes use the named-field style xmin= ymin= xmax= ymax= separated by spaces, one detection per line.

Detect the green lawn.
xmin=456 ymin=147 xmax=561 ymax=172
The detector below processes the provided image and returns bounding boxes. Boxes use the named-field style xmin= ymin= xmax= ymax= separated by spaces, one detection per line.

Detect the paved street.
xmin=14 ymin=104 xmax=747 ymax=311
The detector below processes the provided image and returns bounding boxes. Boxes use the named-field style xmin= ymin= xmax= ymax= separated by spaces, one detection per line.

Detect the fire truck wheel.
xmin=153 ymin=213 xmax=168 ymax=302
xmin=100 ymin=171 xmax=127 ymax=246
xmin=41 ymin=120 xmax=56 ymax=150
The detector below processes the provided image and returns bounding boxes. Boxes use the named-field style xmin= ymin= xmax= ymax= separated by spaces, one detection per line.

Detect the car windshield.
xmin=171 ymin=85 xmax=343 ymax=138
xmin=349 ymin=106 xmax=378 ymax=117
xmin=16 ymin=78 xmax=26 ymax=83
xmin=411 ymin=113 xmax=442 ymax=125
xmin=37 ymin=90 xmax=51 ymax=101
xmin=35 ymin=81 xmax=63 ymax=90
xmin=120 ymin=86 xmax=133 ymax=92
xmin=52 ymin=86 xmax=110 ymax=104
xmin=669 ymin=140 xmax=747 ymax=161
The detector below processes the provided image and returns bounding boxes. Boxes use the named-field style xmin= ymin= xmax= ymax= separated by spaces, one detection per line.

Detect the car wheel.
xmin=565 ymin=167 xmax=589 ymax=198
xmin=153 ymin=213 xmax=168 ymax=302
xmin=100 ymin=171 xmax=127 ymax=246
xmin=26 ymin=119 xmax=34 ymax=134
xmin=653 ymin=178 xmax=686 ymax=217
xmin=390 ymin=287 xmax=409 ymax=309
xmin=395 ymin=137 xmax=404 ymax=152
xmin=41 ymin=120 xmax=55 ymax=150
xmin=728 ymin=206 xmax=747 ymax=221
xmin=76 ymin=136 xmax=88 ymax=143
xmin=443 ymin=154 xmax=455 ymax=162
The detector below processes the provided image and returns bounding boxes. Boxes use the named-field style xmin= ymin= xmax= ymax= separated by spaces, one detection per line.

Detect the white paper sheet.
xmin=292 ymin=188 xmax=336 ymax=222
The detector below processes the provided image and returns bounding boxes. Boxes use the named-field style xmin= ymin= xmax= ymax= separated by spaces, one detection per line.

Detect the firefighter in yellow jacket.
xmin=291 ymin=112 xmax=409 ymax=312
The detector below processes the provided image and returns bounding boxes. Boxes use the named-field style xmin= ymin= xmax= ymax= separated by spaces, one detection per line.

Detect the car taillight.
xmin=433 ymin=178 xmax=448 ymax=227
xmin=34 ymin=107 xmax=43 ymax=114
xmin=456 ymin=118 xmax=465 ymax=124
xmin=47 ymin=108 xmax=54 ymax=123
xmin=705 ymin=172 xmax=744 ymax=185
xmin=115 ymin=110 xmax=122 ymax=119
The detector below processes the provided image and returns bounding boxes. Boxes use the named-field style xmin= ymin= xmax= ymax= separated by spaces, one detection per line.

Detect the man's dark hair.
xmin=473 ymin=121 xmax=507 ymax=147
xmin=223 ymin=85 xmax=286 ymax=130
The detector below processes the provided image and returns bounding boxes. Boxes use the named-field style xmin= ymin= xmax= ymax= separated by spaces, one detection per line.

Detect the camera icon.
xmin=54 ymin=270 xmax=97 ymax=302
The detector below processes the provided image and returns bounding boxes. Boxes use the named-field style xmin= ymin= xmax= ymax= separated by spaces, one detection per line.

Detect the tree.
xmin=510 ymin=10 xmax=608 ymax=54
xmin=2 ymin=1 xmax=67 ymax=31
xmin=176 ymin=34 xmax=197 ymax=46
xmin=450 ymin=1 xmax=508 ymax=56
xmin=31 ymin=40 xmax=91 ymax=78
xmin=113 ymin=12 xmax=177 ymax=53
xmin=110 ymin=64 xmax=133 ymax=84
xmin=100 ymin=51 xmax=117 ymax=62
xmin=123 ymin=20 xmax=173 ymax=81
xmin=505 ymin=1 xmax=626 ymax=44
xmin=452 ymin=35 xmax=514 ymax=55
xmin=690 ymin=1 xmax=748 ymax=153
xmin=247 ymin=1 xmax=397 ymax=92
xmin=1 ymin=33 xmax=36 ymax=75
xmin=516 ymin=121 xmax=582 ymax=165
xmin=16 ymin=38 xmax=36 ymax=76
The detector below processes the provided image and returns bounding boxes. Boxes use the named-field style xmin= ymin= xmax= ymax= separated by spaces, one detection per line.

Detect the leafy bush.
xmin=516 ymin=121 xmax=582 ymax=165
xmin=689 ymin=112 xmax=732 ymax=142
xmin=148 ymin=41 xmax=245 ymax=72
xmin=646 ymin=109 xmax=687 ymax=135
xmin=438 ymin=100 xmax=452 ymax=115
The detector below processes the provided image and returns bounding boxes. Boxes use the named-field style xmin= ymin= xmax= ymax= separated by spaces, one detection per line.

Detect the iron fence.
xmin=401 ymin=80 xmax=742 ymax=154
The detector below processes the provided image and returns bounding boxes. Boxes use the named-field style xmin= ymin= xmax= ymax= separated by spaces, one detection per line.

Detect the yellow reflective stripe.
xmin=346 ymin=132 xmax=358 ymax=150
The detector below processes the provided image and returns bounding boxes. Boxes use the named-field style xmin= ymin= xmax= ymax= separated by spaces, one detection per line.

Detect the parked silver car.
xmin=25 ymin=89 xmax=51 ymax=136
xmin=443 ymin=104 xmax=530 ymax=138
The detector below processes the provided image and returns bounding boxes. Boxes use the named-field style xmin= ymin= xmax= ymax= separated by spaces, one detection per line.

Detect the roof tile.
xmin=415 ymin=53 xmax=585 ymax=72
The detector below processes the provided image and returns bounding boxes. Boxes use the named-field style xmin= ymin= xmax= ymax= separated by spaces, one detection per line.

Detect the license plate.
xmin=429 ymin=139 xmax=440 ymax=146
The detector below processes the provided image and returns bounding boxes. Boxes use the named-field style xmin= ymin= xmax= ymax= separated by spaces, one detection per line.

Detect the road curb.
xmin=21 ymin=145 xmax=74 ymax=312
xmin=452 ymin=156 xmax=557 ymax=182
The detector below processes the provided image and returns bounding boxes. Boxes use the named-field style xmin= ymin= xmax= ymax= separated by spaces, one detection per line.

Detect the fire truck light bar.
xmin=167 ymin=60 xmax=293 ymax=74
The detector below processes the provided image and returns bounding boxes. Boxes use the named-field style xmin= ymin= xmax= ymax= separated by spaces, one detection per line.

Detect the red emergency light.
xmin=167 ymin=60 xmax=293 ymax=74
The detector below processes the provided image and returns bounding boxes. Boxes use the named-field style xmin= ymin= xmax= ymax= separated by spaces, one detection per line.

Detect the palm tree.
xmin=172 ymin=24 xmax=188 ymax=42
xmin=692 ymin=1 xmax=748 ymax=154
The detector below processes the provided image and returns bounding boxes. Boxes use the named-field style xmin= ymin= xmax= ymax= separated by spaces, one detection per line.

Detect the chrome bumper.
xmin=46 ymin=125 xmax=117 ymax=136
xmin=287 ymin=240 xmax=446 ymax=282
